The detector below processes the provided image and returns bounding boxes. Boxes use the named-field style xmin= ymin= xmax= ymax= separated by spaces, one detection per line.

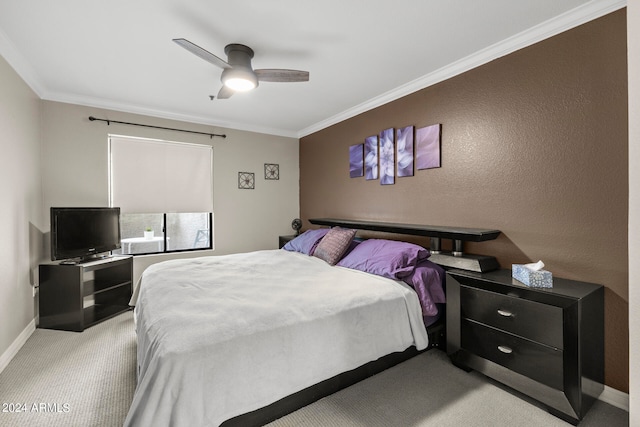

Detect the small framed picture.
xmin=264 ymin=163 xmax=279 ymax=180
xmin=238 ymin=172 xmax=255 ymax=189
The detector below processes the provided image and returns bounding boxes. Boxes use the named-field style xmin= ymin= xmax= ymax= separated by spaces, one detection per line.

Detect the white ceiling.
xmin=0 ymin=0 xmax=625 ymax=138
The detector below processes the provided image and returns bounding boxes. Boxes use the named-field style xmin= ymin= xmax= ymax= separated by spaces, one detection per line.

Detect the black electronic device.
xmin=50 ymin=207 xmax=121 ymax=262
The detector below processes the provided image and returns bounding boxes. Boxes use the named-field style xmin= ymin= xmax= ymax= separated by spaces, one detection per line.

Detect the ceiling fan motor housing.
xmin=222 ymin=44 xmax=258 ymax=90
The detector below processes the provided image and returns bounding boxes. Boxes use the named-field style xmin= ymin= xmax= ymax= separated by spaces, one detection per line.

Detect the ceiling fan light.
xmin=224 ymin=77 xmax=256 ymax=92
xmin=221 ymin=68 xmax=258 ymax=92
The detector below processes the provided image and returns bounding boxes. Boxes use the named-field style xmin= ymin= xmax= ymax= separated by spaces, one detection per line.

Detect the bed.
xmin=125 ymin=219 xmax=500 ymax=426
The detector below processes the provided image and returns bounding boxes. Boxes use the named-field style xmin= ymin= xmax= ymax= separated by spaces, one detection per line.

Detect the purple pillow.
xmin=403 ymin=258 xmax=446 ymax=317
xmin=336 ymin=239 xmax=430 ymax=278
xmin=282 ymin=229 xmax=329 ymax=255
xmin=313 ymin=227 xmax=357 ymax=265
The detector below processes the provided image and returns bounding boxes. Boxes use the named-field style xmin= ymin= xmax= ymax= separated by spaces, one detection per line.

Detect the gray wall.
xmin=0 ymin=55 xmax=44 ymax=369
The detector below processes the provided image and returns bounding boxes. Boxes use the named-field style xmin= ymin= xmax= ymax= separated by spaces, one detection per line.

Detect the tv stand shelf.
xmin=38 ymin=255 xmax=133 ymax=332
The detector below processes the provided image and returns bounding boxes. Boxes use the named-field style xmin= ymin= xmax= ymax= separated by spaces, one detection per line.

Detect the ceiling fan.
xmin=173 ymin=38 xmax=309 ymax=99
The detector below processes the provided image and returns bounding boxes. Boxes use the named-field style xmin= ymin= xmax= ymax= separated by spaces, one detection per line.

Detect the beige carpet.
xmin=267 ymin=349 xmax=627 ymax=427
xmin=0 ymin=311 xmax=629 ymax=426
xmin=0 ymin=312 xmax=136 ymax=427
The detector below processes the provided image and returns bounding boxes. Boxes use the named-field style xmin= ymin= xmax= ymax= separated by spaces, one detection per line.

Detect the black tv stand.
xmin=39 ymin=255 xmax=133 ymax=332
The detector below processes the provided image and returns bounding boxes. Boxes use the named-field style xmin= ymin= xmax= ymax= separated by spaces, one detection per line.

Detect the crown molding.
xmin=297 ymin=0 xmax=627 ymax=138
xmin=0 ymin=27 xmax=45 ymax=97
xmin=0 ymin=24 xmax=298 ymax=139
xmin=42 ymin=91 xmax=300 ymax=139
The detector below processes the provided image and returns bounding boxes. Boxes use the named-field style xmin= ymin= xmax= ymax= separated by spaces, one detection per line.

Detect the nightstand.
xmin=278 ymin=234 xmax=297 ymax=248
xmin=446 ymin=269 xmax=603 ymax=424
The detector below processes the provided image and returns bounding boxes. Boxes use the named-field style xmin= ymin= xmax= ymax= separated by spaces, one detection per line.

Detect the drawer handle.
xmin=498 ymin=345 xmax=513 ymax=354
xmin=497 ymin=309 xmax=514 ymax=317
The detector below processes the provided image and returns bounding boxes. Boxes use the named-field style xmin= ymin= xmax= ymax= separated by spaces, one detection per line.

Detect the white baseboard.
xmin=0 ymin=319 xmax=35 ymax=375
xmin=600 ymin=385 xmax=629 ymax=412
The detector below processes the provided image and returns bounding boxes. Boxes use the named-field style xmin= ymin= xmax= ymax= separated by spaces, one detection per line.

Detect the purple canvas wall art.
xmin=416 ymin=124 xmax=441 ymax=170
xmin=364 ymin=135 xmax=378 ymax=180
xmin=379 ymin=128 xmax=395 ymax=185
xmin=349 ymin=143 xmax=364 ymax=178
xmin=396 ymin=126 xmax=414 ymax=177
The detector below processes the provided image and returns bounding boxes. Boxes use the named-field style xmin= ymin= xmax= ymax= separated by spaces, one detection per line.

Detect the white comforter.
xmin=125 ymin=249 xmax=429 ymax=427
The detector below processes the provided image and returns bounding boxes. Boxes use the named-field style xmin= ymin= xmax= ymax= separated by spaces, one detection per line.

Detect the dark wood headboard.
xmin=308 ymin=218 xmax=500 ymax=241
xmin=308 ymin=218 xmax=501 ymax=272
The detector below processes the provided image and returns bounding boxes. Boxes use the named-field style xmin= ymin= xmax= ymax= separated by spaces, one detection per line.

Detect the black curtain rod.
xmin=88 ymin=116 xmax=226 ymax=139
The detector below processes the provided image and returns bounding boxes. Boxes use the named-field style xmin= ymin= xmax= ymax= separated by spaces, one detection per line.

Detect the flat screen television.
xmin=50 ymin=207 xmax=121 ymax=262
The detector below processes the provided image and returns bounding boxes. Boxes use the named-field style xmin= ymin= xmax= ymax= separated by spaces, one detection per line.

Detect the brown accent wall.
xmin=300 ymin=10 xmax=628 ymax=391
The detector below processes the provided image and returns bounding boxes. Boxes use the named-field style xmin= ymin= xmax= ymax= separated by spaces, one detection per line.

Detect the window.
xmin=108 ymin=135 xmax=213 ymax=255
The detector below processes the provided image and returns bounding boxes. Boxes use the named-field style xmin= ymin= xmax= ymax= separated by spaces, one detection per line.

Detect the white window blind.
xmin=109 ymin=136 xmax=213 ymax=214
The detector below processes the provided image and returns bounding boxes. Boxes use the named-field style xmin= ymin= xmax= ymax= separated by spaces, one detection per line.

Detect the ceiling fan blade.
xmin=255 ymin=69 xmax=309 ymax=83
xmin=216 ymin=85 xmax=235 ymax=99
xmin=173 ymin=38 xmax=231 ymax=69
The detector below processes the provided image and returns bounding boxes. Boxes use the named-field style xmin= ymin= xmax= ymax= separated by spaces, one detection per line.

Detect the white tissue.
xmin=524 ymin=260 xmax=545 ymax=271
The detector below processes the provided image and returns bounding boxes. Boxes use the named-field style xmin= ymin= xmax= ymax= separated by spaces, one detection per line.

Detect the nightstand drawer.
xmin=461 ymin=319 xmax=564 ymax=390
xmin=460 ymin=286 xmax=563 ymax=349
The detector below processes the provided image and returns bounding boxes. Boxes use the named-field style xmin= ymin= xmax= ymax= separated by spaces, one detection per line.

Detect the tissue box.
xmin=512 ymin=264 xmax=553 ymax=288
